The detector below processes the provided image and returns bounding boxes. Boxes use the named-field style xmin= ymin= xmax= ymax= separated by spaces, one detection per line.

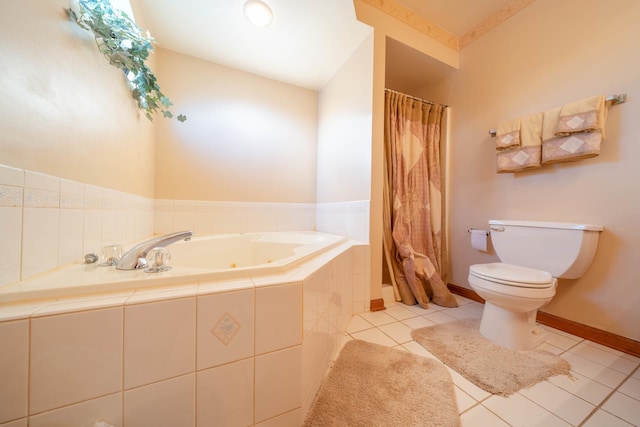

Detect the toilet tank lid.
xmin=489 ymin=220 xmax=603 ymax=232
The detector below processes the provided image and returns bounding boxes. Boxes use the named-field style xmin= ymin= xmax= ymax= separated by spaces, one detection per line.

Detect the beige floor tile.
xmin=460 ymin=404 xmax=510 ymax=427
xmin=519 ymin=380 xmax=595 ymax=426
xmin=378 ymin=321 xmax=413 ymax=344
xmin=358 ymin=310 xmax=397 ymax=326
xmin=483 ymin=393 xmax=572 ymax=427
xmin=602 ymin=391 xmax=640 ymax=426
xmin=345 ymin=314 xmax=373 ymax=333
xmin=350 ymin=327 xmax=398 ymax=347
xmin=582 ymin=409 xmax=635 ymax=427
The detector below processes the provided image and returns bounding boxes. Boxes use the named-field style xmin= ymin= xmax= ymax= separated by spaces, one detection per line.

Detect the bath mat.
xmin=303 ymin=339 xmax=460 ymax=427
xmin=411 ymin=318 xmax=571 ymax=396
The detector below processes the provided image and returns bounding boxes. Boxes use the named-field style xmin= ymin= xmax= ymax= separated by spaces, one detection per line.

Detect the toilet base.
xmin=479 ymin=302 xmax=547 ymax=350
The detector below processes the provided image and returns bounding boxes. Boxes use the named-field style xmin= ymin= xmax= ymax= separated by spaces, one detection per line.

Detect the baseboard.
xmin=447 ymin=283 xmax=640 ymax=358
xmin=369 ymin=298 xmax=386 ymax=312
xmin=447 ymin=283 xmax=485 ymax=304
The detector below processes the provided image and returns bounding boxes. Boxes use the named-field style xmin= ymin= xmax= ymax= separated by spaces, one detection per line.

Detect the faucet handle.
xmin=99 ymin=244 xmax=123 ymax=267
xmin=84 ymin=253 xmax=99 ymax=264
xmin=145 ymin=247 xmax=172 ymax=273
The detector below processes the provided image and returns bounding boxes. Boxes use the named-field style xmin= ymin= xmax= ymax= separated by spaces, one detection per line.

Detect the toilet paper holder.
xmin=467 ymin=228 xmax=489 ymax=236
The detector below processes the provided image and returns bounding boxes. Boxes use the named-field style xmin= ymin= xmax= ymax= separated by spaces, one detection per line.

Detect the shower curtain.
xmin=383 ymin=89 xmax=457 ymax=308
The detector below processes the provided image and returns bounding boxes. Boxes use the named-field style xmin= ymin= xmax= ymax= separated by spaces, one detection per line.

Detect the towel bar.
xmin=488 ymin=93 xmax=627 ymax=137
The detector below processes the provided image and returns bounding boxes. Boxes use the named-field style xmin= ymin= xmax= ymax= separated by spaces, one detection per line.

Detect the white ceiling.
xmin=134 ymin=0 xmax=517 ymax=90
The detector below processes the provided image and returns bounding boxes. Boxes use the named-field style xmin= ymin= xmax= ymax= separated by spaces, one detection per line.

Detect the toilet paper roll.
xmin=470 ymin=229 xmax=488 ymax=251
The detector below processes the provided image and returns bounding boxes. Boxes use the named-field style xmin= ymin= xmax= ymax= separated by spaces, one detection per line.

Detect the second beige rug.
xmin=411 ymin=318 xmax=571 ymax=396
xmin=303 ymin=339 xmax=460 ymax=427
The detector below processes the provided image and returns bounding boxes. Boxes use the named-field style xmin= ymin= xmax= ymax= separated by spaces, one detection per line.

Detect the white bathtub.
xmin=0 ymin=231 xmax=347 ymax=305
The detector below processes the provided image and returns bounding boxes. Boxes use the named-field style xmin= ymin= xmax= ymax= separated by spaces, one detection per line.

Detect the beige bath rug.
xmin=411 ymin=318 xmax=571 ymax=396
xmin=303 ymin=339 xmax=460 ymax=427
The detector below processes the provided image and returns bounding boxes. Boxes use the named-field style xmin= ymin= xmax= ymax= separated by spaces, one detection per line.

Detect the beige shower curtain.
xmin=383 ymin=89 xmax=457 ymax=308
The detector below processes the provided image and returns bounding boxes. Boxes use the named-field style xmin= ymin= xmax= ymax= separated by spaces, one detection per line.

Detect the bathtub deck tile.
xmin=197 ymin=279 xmax=253 ymax=296
xmin=252 ymin=273 xmax=304 ymax=288
xmin=125 ymin=284 xmax=198 ymax=305
xmin=0 ymin=301 xmax=52 ymax=322
xmin=31 ymin=292 xmax=134 ymax=317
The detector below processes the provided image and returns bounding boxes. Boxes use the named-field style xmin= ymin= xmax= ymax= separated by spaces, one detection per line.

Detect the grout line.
xmin=578 ymin=364 xmax=640 ymax=427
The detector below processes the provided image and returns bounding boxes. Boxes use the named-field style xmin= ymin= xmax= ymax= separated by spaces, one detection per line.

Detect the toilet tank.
xmin=488 ymin=220 xmax=603 ymax=279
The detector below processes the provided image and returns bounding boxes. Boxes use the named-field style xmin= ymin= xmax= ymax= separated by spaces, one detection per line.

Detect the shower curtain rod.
xmin=385 ymin=88 xmax=448 ymax=108
xmin=488 ymin=93 xmax=627 ymax=137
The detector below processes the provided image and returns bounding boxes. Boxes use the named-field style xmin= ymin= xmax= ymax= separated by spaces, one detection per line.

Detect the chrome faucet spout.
xmin=116 ymin=230 xmax=193 ymax=270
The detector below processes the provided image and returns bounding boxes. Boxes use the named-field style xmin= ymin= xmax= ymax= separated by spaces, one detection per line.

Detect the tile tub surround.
xmin=154 ymin=199 xmax=370 ymax=242
xmin=0 ymin=163 xmax=371 ymax=292
xmin=0 ymin=241 xmax=367 ymax=426
xmin=0 ymin=164 xmax=154 ymax=288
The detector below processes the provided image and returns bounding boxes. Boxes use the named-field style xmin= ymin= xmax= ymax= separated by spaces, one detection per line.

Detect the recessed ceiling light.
xmin=243 ymin=0 xmax=273 ymax=27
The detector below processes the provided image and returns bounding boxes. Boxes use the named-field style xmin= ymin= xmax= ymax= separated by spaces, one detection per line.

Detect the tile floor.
xmin=341 ymin=291 xmax=640 ymax=427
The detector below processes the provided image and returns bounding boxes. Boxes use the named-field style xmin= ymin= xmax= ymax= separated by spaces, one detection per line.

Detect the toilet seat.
xmin=470 ymin=262 xmax=554 ymax=289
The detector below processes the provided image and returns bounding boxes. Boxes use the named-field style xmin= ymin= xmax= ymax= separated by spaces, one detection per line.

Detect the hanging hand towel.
xmin=542 ymin=107 xmax=562 ymax=142
xmin=497 ymin=113 xmax=543 ymax=173
xmin=542 ymin=131 xmax=602 ymax=164
xmin=556 ymin=95 xmax=607 ymax=136
xmin=543 ymin=104 xmax=602 ymax=164
xmin=495 ymin=118 xmax=521 ymax=150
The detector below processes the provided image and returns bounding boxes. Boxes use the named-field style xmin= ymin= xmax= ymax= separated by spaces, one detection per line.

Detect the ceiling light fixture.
xmin=243 ymin=0 xmax=273 ymax=27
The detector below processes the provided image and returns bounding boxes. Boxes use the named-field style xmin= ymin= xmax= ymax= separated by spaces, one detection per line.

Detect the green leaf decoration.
xmin=67 ymin=0 xmax=186 ymax=122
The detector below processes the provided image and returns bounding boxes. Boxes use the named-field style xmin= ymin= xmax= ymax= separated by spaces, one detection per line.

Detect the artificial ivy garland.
xmin=67 ymin=0 xmax=186 ymax=122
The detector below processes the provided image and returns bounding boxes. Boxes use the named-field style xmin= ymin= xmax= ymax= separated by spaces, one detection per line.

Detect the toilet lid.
xmin=470 ymin=263 xmax=553 ymax=288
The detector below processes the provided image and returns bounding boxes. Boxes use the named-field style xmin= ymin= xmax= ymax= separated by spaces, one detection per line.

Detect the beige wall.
xmin=360 ymin=0 xmax=640 ymax=341
xmin=446 ymin=0 xmax=640 ymax=340
xmin=153 ymin=48 xmax=318 ymax=203
xmin=317 ymin=32 xmax=374 ymax=204
xmin=0 ymin=0 xmax=155 ymax=197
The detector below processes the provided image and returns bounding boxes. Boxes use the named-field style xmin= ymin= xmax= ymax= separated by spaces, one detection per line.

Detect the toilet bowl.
xmin=468 ymin=220 xmax=602 ymax=350
xmin=469 ymin=263 xmax=556 ymax=350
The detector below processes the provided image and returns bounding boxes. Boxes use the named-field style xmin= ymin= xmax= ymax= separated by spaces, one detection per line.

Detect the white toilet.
xmin=468 ymin=220 xmax=603 ymax=350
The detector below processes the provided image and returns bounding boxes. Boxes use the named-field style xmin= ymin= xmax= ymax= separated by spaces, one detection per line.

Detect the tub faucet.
xmin=116 ymin=231 xmax=193 ymax=270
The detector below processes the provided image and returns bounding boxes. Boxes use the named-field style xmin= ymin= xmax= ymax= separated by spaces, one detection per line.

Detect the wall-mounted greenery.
xmin=67 ymin=0 xmax=186 ymax=122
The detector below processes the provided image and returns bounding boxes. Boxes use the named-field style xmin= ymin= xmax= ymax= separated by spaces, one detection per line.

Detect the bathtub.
xmin=0 ymin=230 xmax=367 ymax=426
xmin=0 ymin=231 xmax=347 ymax=305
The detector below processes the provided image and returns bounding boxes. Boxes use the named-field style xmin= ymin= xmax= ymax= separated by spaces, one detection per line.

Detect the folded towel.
xmin=521 ymin=112 xmax=543 ymax=147
xmin=542 ymin=131 xmax=602 ymax=165
xmin=556 ymin=95 xmax=607 ymax=136
xmin=496 ymin=118 xmax=520 ymax=150
xmin=542 ymin=107 xmax=562 ymax=142
xmin=497 ymin=146 xmax=542 ymax=173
